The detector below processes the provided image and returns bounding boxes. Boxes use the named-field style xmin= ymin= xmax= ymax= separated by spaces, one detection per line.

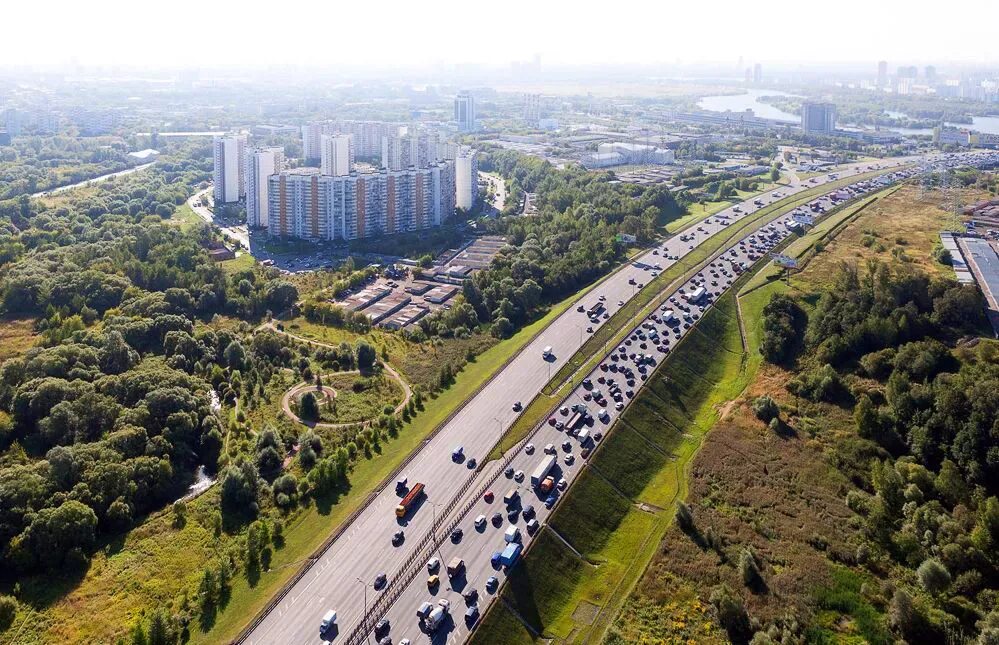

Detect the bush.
xmin=760 ymin=294 xmax=807 ymax=364
xmin=710 ymin=584 xmax=752 ymax=643
xmin=917 ymin=557 xmax=952 ymax=595
xmin=751 ymin=395 xmax=780 ymax=423
xmin=0 ymin=595 xmax=16 ymax=631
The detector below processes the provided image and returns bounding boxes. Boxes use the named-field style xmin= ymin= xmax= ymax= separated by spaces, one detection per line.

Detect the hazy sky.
xmin=5 ymin=0 xmax=998 ymax=69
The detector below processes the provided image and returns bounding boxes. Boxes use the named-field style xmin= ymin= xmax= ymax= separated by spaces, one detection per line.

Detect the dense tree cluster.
xmin=0 ymin=135 xmax=140 ymax=201
xmin=426 ymin=149 xmax=682 ymax=339
xmin=766 ymin=261 xmax=999 ymax=642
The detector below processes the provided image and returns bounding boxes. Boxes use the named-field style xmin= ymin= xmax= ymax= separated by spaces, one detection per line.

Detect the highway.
xmin=362 ymin=167 xmax=927 ymax=645
xmin=242 ymin=156 xmax=919 ymax=645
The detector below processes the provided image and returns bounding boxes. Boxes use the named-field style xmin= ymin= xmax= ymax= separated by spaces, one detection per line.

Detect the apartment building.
xmin=213 ymin=133 xmax=248 ymax=203
xmin=454 ymin=91 xmax=476 ymax=132
xmin=381 ymin=131 xmax=441 ymax=170
xmin=301 ymin=121 xmax=335 ymax=164
xmin=321 ymin=134 xmax=355 ymax=176
xmin=245 ymin=146 xmax=285 ymax=228
xmin=455 ymin=148 xmax=478 ymax=210
xmin=267 ymin=161 xmax=455 ymax=241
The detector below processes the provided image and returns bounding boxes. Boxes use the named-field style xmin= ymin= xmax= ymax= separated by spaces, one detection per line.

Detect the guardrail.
xmin=232 ymin=284 xmax=585 ymax=643
xmin=340 ymin=163 xmax=928 ymax=643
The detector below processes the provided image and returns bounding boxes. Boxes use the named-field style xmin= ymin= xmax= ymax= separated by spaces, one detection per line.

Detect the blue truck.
xmin=500 ymin=542 xmax=523 ymax=567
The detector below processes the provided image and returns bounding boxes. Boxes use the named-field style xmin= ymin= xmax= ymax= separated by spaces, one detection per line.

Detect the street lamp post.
xmin=356 ymin=577 xmax=370 ymax=644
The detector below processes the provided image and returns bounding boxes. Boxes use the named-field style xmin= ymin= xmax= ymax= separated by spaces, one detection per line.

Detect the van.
xmin=542 ymin=345 xmax=553 ymax=358
xmin=320 ymin=609 xmax=337 ymax=633
xmin=503 ymin=489 xmax=519 ymax=505
xmin=504 ymin=525 xmax=521 ymax=543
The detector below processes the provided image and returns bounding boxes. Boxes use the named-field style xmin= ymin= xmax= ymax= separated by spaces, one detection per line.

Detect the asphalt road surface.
xmin=242 ymin=156 xmax=927 ymax=645
xmin=362 ymin=167 xmax=933 ymax=645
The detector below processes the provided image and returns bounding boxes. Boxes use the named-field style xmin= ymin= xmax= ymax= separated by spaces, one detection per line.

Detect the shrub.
xmin=0 ymin=595 xmax=16 ymax=631
xmin=917 ymin=558 xmax=952 ymax=595
xmin=751 ymin=395 xmax=780 ymax=423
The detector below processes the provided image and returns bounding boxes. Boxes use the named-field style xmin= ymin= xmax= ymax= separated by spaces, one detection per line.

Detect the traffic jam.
xmin=360 ymin=165 xmax=926 ymax=645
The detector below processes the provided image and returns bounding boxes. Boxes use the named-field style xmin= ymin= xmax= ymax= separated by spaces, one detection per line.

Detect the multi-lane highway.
xmin=242 ymin=156 xmax=921 ymax=645
xmin=362 ymin=166 xmax=933 ymax=645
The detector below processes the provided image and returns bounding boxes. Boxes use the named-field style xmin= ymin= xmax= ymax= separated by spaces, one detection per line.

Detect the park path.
xmin=261 ymin=321 xmax=413 ymax=429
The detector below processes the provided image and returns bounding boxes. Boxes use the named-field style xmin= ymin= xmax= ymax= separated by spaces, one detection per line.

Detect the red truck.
xmin=396 ymin=482 xmax=425 ymax=517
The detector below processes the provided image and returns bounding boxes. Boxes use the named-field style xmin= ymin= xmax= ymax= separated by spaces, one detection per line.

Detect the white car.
xmin=525 ymin=443 xmax=535 ymax=455
xmin=427 ymin=557 xmax=440 ymax=573
xmin=475 ymin=514 xmax=487 ymax=529
xmin=514 ymin=470 xmax=525 ymax=482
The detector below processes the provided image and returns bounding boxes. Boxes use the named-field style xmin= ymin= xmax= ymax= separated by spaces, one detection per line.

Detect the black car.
xmin=492 ymin=512 xmax=503 ymax=526
xmin=392 ymin=530 xmax=404 ymax=546
xmin=522 ymin=504 xmax=536 ymax=519
xmin=374 ymin=618 xmax=390 ymax=638
xmin=451 ymin=527 xmax=463 ymax=542
xmin=463 ymin=587 xmax=479 ymax=604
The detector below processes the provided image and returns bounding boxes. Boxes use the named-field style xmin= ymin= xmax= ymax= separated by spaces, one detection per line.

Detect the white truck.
xmin=320 ymin=609 xmax=337 ymax=634
xmin=425 ymin=599 xmax=450 ymax=632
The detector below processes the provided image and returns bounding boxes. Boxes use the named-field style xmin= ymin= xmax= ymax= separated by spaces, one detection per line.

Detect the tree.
xmin=147 ymin=609 xmax=170 ymax=645
xmin=223 ymin=341 xmax=247 ymax=371
xmin=710 ymin=584 xmax=752 ymax=644
xmin=356 ymin=342 xmax=376 ymax=371
xmin=917 ymin=557 xmax=952 ymax=595
xmin=299 ymin=392 xmax=320 ymax=422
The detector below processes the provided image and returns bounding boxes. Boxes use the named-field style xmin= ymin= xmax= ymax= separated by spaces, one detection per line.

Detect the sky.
xmin=4 ymin=0 xmax=999 ymax=70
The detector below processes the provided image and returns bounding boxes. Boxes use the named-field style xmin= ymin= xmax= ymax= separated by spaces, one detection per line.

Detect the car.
xmin=525 ymin=443 xmax=535 ymax=455
xmin=486 ymin=576 xmax=499 ymax=592
xmin=451 ymin=527 xmax=463 ymax=542
xmin=475 ymin=514 xmax=487 ymax=529
xmin=507 ymin=508 xmax=520 ymax=521
xmin=576 ymin=304 xmax=585 ymax=312
xmin=560 ymin=406 xmax=570 ymax=415
xmin=522 ymin=504 xmax=536 ymax=519
xmin=615 ymin=401 xmax=624 ymax=410
xmin=467 ymin=458 xmax=477 ymax=469
xmin=484 ymin=490 xmax=494 ymax=502
xmin=526 ymin=518 xmax=540 ymax=534
xmin=586 ymin=326 xmax=593 ymax=333
xmin=492 ymin=512 xmax=503 ymax=526
xmin=392 ymin=530 xmax=404 ymax=546
xmin=465 ymin=605 xmax=480 ymax=624
xmin=555 ymin=421 xmax=565 ymax=430
xmin=562 ymin=440 xmax=571 ymax=451
xmin=374 ymin=573 xmax=387 ymax=589
xmin=514 ymin=470 xmax=525 ymax=482
xmin=375 ymin=618 xmax=390 ymax=638
xmin=545 ymin=494 xmax=558 ymax=509
xmin=491 ymin=551 xmax=502 ymax=567
xmin=618 ymin=299 xmax=625 ymax=306
xmin=545 ymin=443 xmax=555 ymax=454
xmin=548 ymin=416 xmax=556 ymax=426
xmin=504 ymin=466 xmax=514 ymax=478
xmin=463 ymin=587 xmax=479 ymax=603
xmin=564 ymin=454 xmax=575 ymax=465
xmin=557 ymin=478 xmax=568 ymax=490
xmin=427 ymin=557 xmax=440 ymax=573
xmin=581 ymin=447 xmax=592 ymax=459
xmin=452 ymin=446 xmax=464 ymax=461
xmin=598 ymin=295 xmax=606 ymax=301
xmin=512 ymin=401 xmax=522 ymax=411
xmin=427 ymin=575 xmax=440 ymax=588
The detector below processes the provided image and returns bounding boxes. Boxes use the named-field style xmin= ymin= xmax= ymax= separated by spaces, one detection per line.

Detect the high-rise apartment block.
xmin=455 ymin=148 xmax=478 ymax=211
xmin=245 ymin=146 xmax=285 ymax=228
xmin=523 ymin=93 xmax=541 ymax=124
xmin=321 ymin=134 xmax=355 ymax=176
xmin=381 ymin=131 xmax=440 ymax=170
xmin=752 ymin=64 xmax=762 ymax=84
xmin=301 ymin=121 xmax=335 ymax=164
xmin=801 ymin=102 xmax=837 ymax=134
xmin=268 ymin=163 xmax=455 ymax=241
xmin=338 ymin=121 xmax=401 ymax=158
xmin=213 ymin=133 xmax=248 ymax=204
xmin=877 ymin=60 xmax=888 ymax=88
xmin=454 ymin=91 xmax=476 ymax=132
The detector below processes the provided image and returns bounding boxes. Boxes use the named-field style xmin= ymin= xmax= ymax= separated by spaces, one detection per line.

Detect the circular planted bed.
xmin=283 ymin=368 xmax=408 ymax=428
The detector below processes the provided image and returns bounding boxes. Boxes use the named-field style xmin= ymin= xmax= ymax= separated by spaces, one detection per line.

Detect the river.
xmin=697 ymin=89 xmax=801 ymax=123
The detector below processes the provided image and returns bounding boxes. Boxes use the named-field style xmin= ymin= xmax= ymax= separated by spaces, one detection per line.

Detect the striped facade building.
xmin=268 ymin=162 xmax=456 ymax=241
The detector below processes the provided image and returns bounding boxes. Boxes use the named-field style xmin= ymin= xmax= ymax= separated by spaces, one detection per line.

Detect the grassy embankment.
xmin=603 ymin=182 xmax=990 ymax=643
xmin=474 ymin=278 xmax=753 ymax=643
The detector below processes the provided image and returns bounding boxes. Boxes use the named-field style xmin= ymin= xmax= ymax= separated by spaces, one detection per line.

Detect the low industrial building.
xmin=365 ymin=292 xmax=412 ymax=324
xmin=382 ymin=304 xmax=430 ymax=330
xmin=342 ymin=286 xmax=391 ymax=311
